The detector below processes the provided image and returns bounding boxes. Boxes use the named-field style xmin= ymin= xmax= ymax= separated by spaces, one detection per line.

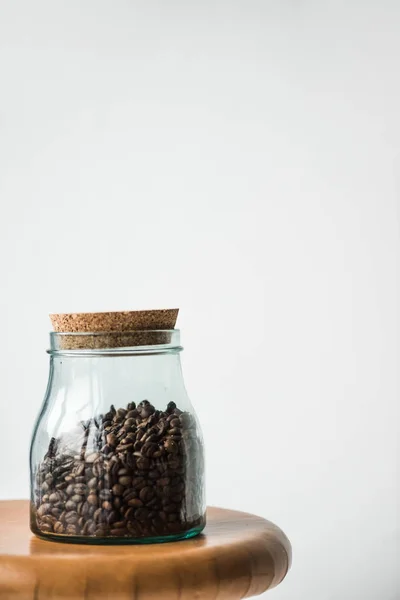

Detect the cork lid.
xmin=49 ymin=309 xmax=179 ymax=350
xmin=50 ymin=309 xmax=179 ymax=333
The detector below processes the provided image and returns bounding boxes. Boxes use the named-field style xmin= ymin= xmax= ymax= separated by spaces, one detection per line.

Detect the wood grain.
xmin=0 ymin=501 xmax=291 ymax=600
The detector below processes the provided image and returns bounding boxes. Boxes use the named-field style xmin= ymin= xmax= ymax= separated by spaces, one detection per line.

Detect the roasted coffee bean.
xmin=87 ymin=493 xmax=98 ymax=506
xmin=54 ymin=521 xmax=64 ymax=534
xmin=128 ymin=498 xmax=143 ymax=508
xmin=164 ymin=503 xmax=178 ymax=514
xmin=124 ymin=507 xmax=135 ymax=520
xmin=135 ymin=507 xmax=150 ymax=522
xmin=122 ymin=489 xmax=137 ymax=502
xmin=65 ymin=524 xmax=77 ymax=534
xmin=83 ymin=520 xmax=95 ymax=535
xmin=99 ymin=489 xmax=112 ymax=501
xmin=113 ymin=496 xmax=122 ymax=510
xmin=118 ymin=476 xmax=132 ymax=487
xmin=112 ymin=484 xmax=124 ymax=496
xmin=65 ymin=511 xmax=78 ymax=524
xmin=55 ymin=481 xmax=68 ymax=490
xmin=49 ymin=492 xmax=60 ymax=504
xmin=92 ymin=461 xmax=103 ymax=478
xmin=168 ymin=428 xmax=182 ymax=437
xmin=111 ymin=528 xmax=127 ymax=536
xmin=88 ymin=477 xmax=97 ymax=489
xmin=126 ymin=409 xmax=138 ymax=419
xmin=41 ymin=481 xmax=50 ymax=493
xmin=116 ymin=408 xmax=127 ymax=420
xmin=74 ymin=483 xmax=87 ymax=495
xmin=106 ymin=433 xmax=117 ymax=446
xmin=85 ymin=452 xmax=99 ymax=464
xmin=39 ymin=523 xmax=52 ymax=533
xmin=74 ymin=463 xmax=85 ymax=476
xmin=139 ymin=486 xmax=154 ymax=503
xmin=164 ymin=439 xmax=178 ymax=454
xmin=37 ymin=503 xmax=50 ymax=518
xmin=65 ymin=500 xmax=76 ymax=511
xmin=136 ymin=457 xmax=150 ymax=470
xmin=93 ymin=508 xmax=102 ymax=523
xmin=71 ymin=494 xmax=83 ymax=504
xmin=41 ymin=514 xmax=56 ymax=526
xmin=166 ymin=401 xmax=176 ymax=413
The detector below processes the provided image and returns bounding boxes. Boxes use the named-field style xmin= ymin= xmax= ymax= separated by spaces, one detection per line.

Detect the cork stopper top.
xmin=50 ymin=309 xmax=179 ymax=333
xmin=49 ymin=309 xmax=179 ymax=351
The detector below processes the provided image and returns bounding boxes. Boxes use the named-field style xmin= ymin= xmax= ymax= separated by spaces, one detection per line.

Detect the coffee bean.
xmin=111 ymin=528 xmax=127 ymax=536
xmin=139 ymin=486 xmax=154 ymax=503
xmin=118 ymin=476 xmax=132 ymax=487
xmin=116 ymin=408 xmax=127 ymax=420
xmin=49 ymin=492 xmax=60 ymax=504
xmin=74 ymin=483 xmax=87 ymax=495
xmin=128 ymin=498 xmax=143 ymax=508
xmin=168 ymin=428 xmax=182 ymax=437
xmin=74 ymin=463 xmax=85 ymax=476
xmin=99 ymin=489 xmax=112 ymax=500
xmin=85 ymin=453 xmax=99 ymax=464
xmin=65 ymin=511 xmax=78 ymax=524
xmin=71 ymin=494 xmax=83 ymax=504
xmin=112 ymin=484 xmax=124 ymax=496
xmin=106 ymin=433 xmax=117 ymax=446
xmin=92 ymin=461 xmax=103 ymax=478
xmin=113 ymin=496 xmax=122 ymax=510
xmin=41 ymin=514 xmax=56 ymax=526
xmin=164 ymin=439 xmax=178 ymax=454
xmin=136 ymin=457 xmax=150 ymax=470
xmin=41 ymin=481 xmax=49 ymax=493
xmin=65 ymin=500 xmax=76 ymax=511
xmin=66 ymin=524 xmax=77 ymax=534
xmin=83 ymin=520 xmax=95 ymax=535
xmin=37 ymin=503 xmax=50 ymax=518
xmin=87 ymin=493 xmax=98 ymax=506
xmin=54 ymin=521 xmax=64 ymax=534
xmin=93 ymin=508 xmax=102 ymax=523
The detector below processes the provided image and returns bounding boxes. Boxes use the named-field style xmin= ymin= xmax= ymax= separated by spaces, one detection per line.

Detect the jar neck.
xmin=48 ymin=330 xmax=182 ymax=356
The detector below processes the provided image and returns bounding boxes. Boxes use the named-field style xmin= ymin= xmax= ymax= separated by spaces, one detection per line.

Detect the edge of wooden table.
xmin=0 ymin=500 xmax=291 ymax=599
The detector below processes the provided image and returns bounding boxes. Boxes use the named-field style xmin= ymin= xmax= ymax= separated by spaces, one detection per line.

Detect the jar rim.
xmin=48 ymin=329 xmax=182 ymax=355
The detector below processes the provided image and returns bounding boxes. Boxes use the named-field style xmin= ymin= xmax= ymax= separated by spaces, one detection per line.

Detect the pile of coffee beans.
xmin=31 ymin=400 xmax=205 ymax=540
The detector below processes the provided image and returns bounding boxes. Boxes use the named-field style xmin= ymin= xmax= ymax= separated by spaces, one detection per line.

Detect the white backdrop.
xmin=0 ymin=1 xmax=399 ymax=599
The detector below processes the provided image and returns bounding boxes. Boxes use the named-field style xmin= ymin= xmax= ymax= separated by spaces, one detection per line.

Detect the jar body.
xmin=30 ymin=340 xmax=205 ymax=543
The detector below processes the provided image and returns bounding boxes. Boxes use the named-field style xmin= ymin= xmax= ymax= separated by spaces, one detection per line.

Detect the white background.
xmin=0 ymin=1 xmax=399 ymax=599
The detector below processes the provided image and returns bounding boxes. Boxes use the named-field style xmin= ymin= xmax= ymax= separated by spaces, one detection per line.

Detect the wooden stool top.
xmin=0 ymin=500 xmax=291 ymax=599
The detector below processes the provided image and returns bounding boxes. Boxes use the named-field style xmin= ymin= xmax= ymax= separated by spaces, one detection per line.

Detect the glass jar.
xmin=30 ymin=329 xmax=205 ymax=544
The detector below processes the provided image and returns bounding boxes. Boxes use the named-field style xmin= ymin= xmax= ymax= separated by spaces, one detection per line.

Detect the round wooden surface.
xmin=0 ymin=500 xmax=291 ymax=600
